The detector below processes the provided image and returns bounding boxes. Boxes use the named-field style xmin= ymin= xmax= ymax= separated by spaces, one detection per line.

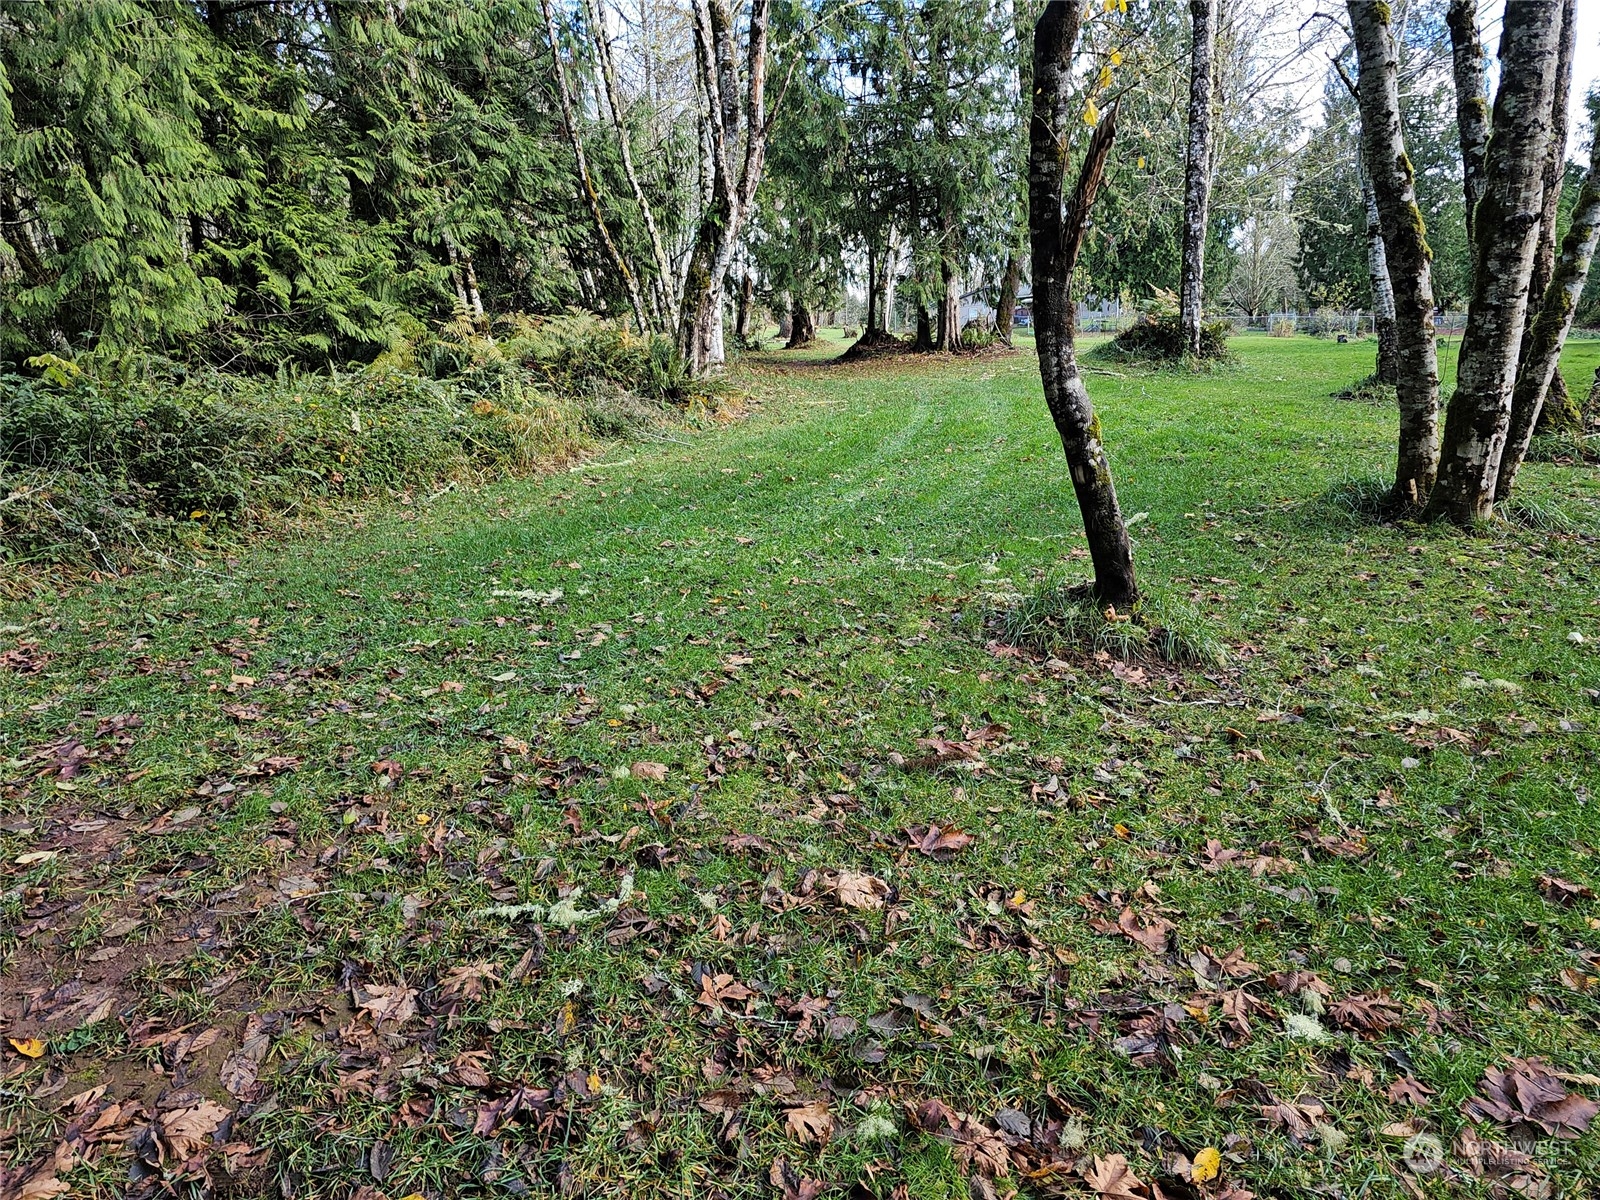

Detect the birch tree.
xmin=1347 ymin=0 xmax=1440 ymax=508
xmin=1496 ymin=93 xmax=1600 ymax=499
xmin=1426 ymin=0 xmax=1563 ymax=524
xmin=676 ymin=0 xmax=771 ymax=376
xmin=1029 ymin=0 xmax=1137 ymax=608
xmin=1516 ymin=0 xmax=1580 ymax=432
xmin=1444 ymin=0 xmax=1488 ymax=269
xmin=1179 ymin=0 xmax=1217 ymax=358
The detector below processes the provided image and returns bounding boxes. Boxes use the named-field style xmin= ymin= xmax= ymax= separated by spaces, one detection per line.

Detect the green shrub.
xmin=2 ymin=314 xmax=694 ymax=569
xmin=1104 ymin=314 xmax=1231 ymax=362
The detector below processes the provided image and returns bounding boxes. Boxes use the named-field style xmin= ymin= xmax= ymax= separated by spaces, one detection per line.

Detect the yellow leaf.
xmin=1192 ymin=1146 xmax=1221 ymax=1183
xmin=1118 ymin=0 xmax=1128 ymax=11
xmin=1084 ymin=98 xmax=1099 ymax=126
xmin=8 ymin=1037 xmax=46 ymax=1058
xmin=1099 ymin=65 xmax=1113 ymax=89
xmin=415 ymin=812 xmax=431 ymax=825
xmin=1114 ymin=822 xmax=1131 ymax=838
xmin=1138 ymin=155 xmax=1147 ymax=169
xmin=1110 ymin=49 xmax=1123 ymax=66
xmin=588 ymin=1070 xmax=603 ymax=1093
xmin=397 ymin=1195 xmax=426 ymax=1200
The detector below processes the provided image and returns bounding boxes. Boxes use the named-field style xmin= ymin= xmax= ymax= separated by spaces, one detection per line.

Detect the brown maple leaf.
xmin=1082 ymin=1152 xmax=1147 ymax=1199
xmin=1462 ymin=1057 xmax=1599 ymax=1140
xmin=825 ymin=869 xmax=889 ymax=910
xmin=784 ymin=1100 xmax=834 ymax=1145
xmin=768 ymin=1158 xmax=823 ymax=1200
xmin=354 ymin=983 xmax=418 ymax=1027
xmin=440 ymin=961 xmax=502 ymax=1002
xmin=1327 ymin=991 xmax=1405 ymax=1036
xmin=696 ymin=972 xmax=754 ymax=1013
xmin=158 ymin=1099 xmax=229 ymax=1162
xmin=904 ymin=823 xmax=975 ymax=857
xmin=1386 ymin=1076 xmax=1435 ymax=1106
xmin=1092 ymin=907 xmax=1174 ymax=955
xmin=1536 ymin=874 xmax=1595 ymax=905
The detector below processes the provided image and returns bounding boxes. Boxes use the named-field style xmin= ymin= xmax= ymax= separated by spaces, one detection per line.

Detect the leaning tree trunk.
xmin=1426 ymin=1 xmax=1563 ymax=525
xmin=541 ymin=0 xmax=650 ymax=335
xmin=1348 ymin=0 xmax=1441 ymax=508
xmin=1446 ymin=0 xmax=1491 ymax=271
xmin=1514 ymin=0 xmax=1576 ymax=387
xmin=1496 ymin=123 xmax=1600 ymax=498
xmin=1361 ymin=169 xmax=1398 ymax=385
xmin=1029 ymin=0 xmax=1137 ymax=609
xmin=996 ymin=252 xmax=1021 ymax=346
xmin=1179 ymin=0 xmax=1217 ymax=358
xmin=586 ymin=0 xmax=676 ymax=325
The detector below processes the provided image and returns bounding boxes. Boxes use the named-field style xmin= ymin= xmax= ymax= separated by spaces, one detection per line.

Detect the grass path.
xmin=3 ymin=336 xmax=1599 ymax=1198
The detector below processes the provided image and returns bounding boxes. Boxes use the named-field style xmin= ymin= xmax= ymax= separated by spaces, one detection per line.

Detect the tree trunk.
xmin=586 ymin=0 xmax=676 ymax=325
xmin=1496 ymin=126 xmax=1600 ymax=497
xmin=776 ymin=294 xmax=792 ymax=341
xmin=1446 ymin=0 xmax=1491 ymax=269
xmin=936 ymin=249 xmax=960 ymax=351
xmin=1348 ymin=0 xmax=1441 ymax=508
xmin=1515 ymin=0 xmax=1576 ymax=376
xmin=1179 ymin=0 xmax=1217 ymax=357
xmin=1536 ymin=371 xmax=1581 ymax=434
xmin=735 ymin=270 xmax=755 ymax=342
xmin=676 ymin=0 xmax=771 ymax=375
xmin=914 ymin=302 xmax=933 ymax=351
xmin=865 ymin=240 xmax=880 ymax=335
xmin=786 ymin=300 xmax=815 ymax=348
xmin=883 ymin=228 xmax=900 ymax=332
xmin=1029 ymin=1 xmax=1137 ymax=609
xmin=1361 ymin=170 xmax=1399 ymax=385
xmin=1426 ymin=1 xmax=1563 ymax=524
xmin=541 ymin=0 xmax=649 ymax=335
xmin=996 ymin=252 xmax=1020 ymax=346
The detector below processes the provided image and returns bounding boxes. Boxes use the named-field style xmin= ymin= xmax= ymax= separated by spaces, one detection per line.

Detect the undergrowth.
xmin=1 ymin=313 xmax=703 ymax=571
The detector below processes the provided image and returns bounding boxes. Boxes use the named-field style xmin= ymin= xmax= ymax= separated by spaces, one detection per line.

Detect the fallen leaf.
xmin=7 ymin=1036 xmax=46 ymax=1058
xmin=354 ymin=983 xmax=418 ymax=1027
xmin=768 ymin=1158 xmax=823 ymax=1200
xmin=827 ymin=869 xmax=889 ymax=911
xmin=1083 ymin=1152 xmax=1146 ymax=1198
xmin=1463 ymin=1057 xmax=1598 ymax=1140
xmin=1191 ymin=1145 xmax=1222 ymax=1183
xmin=158 ymin=1099 xmax=229 ymax=1161
xmin=904 ymin=823 xmax=975 ymax=857
xmin=631 ymin=761 xmax=668 ymax=781
xmin=784 ymin=1099 xmax=834 ymax=1145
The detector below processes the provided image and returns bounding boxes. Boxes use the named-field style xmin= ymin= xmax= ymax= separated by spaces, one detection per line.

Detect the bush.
xmin=2 ymin=313 xmax=696 ymax=569
xmin=1104 ymin=314 xmax=1230 ymax=362
xmin=1270 ymin=318 xmax=1297 ymax=338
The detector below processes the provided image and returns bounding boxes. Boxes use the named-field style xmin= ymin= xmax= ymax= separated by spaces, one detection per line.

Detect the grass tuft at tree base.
xmin=998 ymin=574 xmax=1226 ymax=666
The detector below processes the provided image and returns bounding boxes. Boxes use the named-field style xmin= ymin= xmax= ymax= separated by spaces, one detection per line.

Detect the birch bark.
xmin=1426 ymin=1 xmax=1563 ymax=524
xmin=1179 ymin=0 xmax=1216 ymax=358
xmin=1348 ymin=0 xmax=1440 ymax=506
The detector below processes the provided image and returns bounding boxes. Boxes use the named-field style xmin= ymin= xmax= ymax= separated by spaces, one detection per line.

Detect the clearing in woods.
xmin=4 ymin=334 xmax=1600 ymax=1197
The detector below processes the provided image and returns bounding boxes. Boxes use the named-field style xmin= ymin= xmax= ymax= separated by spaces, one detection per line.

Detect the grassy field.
xmin=3 ymin=333 xmax=1599 ymax=1199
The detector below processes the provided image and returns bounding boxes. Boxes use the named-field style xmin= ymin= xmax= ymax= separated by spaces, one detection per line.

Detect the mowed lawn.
xmin=3 ymin=334 xmax=1599 ymax=1198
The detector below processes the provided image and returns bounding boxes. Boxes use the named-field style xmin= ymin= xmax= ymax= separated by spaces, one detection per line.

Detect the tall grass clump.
xmin=999 ymin=574 xmax=1225 ymax=666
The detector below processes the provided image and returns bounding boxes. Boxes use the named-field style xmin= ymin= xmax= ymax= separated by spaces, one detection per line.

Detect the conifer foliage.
xmin=0 ymin=1 xmax=644 ymax=367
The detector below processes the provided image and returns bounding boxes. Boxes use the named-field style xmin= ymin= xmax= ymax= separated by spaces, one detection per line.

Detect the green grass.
xmin=3 ymin=333 xmax=1599 ymax=1199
